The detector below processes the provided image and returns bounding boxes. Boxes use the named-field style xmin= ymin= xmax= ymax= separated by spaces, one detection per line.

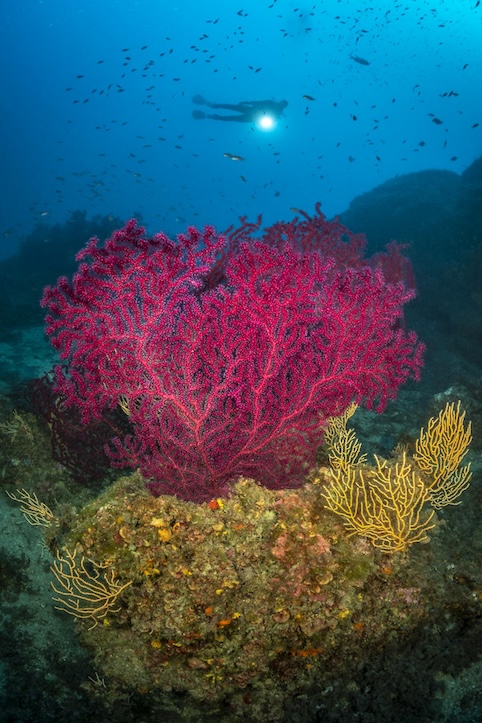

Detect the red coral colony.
xmin=41 ymin=205 xmax=424 ymax=502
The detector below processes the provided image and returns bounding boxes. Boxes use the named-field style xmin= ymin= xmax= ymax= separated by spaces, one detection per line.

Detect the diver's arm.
xmin=239 ymin=100 xmax=271 ymax=108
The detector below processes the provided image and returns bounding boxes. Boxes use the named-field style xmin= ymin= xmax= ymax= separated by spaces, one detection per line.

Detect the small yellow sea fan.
xmin=414 ymin=401 xmax=472 ymax=508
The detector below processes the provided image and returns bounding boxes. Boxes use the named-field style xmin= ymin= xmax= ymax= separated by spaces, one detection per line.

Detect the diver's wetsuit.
xmin=192 ymin=95 xmax=288 ymax=122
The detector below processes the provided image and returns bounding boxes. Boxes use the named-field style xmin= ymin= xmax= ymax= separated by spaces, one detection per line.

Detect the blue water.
xmin=1 ymin=0 xmax=480 ymax=259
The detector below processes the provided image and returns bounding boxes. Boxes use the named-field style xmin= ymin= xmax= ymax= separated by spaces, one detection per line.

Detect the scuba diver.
xmin=192 ymin=94 xmax=288 ymax=125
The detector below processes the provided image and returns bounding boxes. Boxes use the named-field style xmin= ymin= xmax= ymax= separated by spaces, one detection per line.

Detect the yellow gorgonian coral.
xmin=323 ymin=403 xmax=367 ymax=474
xmin=414 ymin=401 xmax=472 ymax=508
xmin=322 ymin=454 xmax=435 ymax=553
xmin=6 ymin=488 xmax=53 ymax=527
xmin=51 ymin=547 xmax=133 ymax=629
xmin=321 ymin=400 xmax=473 ymax=552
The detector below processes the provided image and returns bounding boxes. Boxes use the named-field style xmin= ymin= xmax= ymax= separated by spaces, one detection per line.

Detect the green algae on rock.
xmin=47 ymin=471 xmax=434 ymax=720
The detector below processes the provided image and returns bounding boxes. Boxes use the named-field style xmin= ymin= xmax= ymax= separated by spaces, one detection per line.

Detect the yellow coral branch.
xmin=6 ymin=488 xmax=54 ymax=527
xmin=324 ymin=402 xmax=367 ymax=473
xmin=414 ymin=401 xmax=472 ymax=508
xmin=322 ymin=454 xmax=435 ymax=553
xmin=51 ymin=547 xmax=133 ymax=629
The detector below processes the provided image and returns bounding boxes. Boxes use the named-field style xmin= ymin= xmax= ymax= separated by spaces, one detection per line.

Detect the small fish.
xmin=223 ymin=153 xmax=245 ymax=161
xmin=290 ymin=207 xmax=303 ymax=214
xmin=302 ymin=95 xmax=315 ymax=101
xmin=240 ymin=175 xmax=247 ymax=182
xmin=350 ymin=55 xmax=370 ymax=66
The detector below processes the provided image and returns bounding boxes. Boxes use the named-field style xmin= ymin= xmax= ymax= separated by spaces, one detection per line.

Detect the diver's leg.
xmin=206 ymin=113 xmax=250 ymax=122
xmin=206 ymin=102 xmax=248 ymax=112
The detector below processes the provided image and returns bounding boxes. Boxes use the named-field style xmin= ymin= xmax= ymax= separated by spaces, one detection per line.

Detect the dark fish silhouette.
xmin=350 ymin=55 xmax=370 ymax=66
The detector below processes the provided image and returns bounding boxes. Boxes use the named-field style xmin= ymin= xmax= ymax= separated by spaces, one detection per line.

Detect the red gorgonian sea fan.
xmin=41 ymin=206 xmax=424 ymax=502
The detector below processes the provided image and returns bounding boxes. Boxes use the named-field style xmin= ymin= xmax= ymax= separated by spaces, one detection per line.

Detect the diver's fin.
xmin=192 ymin=94 xmax=206 ymax=105
xmin=192 ymin=110 xmax=206 ymax=120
